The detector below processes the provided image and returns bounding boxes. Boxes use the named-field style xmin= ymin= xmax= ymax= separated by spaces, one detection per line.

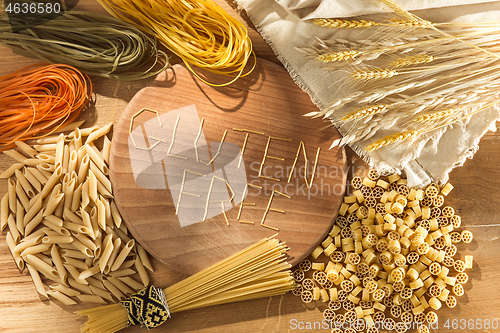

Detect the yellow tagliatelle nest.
xmin=97 ymin=0 xmax=255 ymax=86
xmin=293 ymin=171 xmax=474 ymax=331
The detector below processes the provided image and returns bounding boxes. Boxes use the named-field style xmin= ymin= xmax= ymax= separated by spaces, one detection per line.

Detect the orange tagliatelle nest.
xmin=0 ymin=64 xmax=92 ymax=152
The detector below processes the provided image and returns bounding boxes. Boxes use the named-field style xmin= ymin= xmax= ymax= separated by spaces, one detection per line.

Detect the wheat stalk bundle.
xmin=76 ymin=237 xmax=294 ymax=333
xmin=300 ymin=0 xmax=500 ymax=151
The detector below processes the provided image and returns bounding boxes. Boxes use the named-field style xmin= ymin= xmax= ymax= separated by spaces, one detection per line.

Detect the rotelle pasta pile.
xmin=0 ymin=125 xmax=153 ymax=305
xmin=293 ymin=171 xmax=474 ymax=333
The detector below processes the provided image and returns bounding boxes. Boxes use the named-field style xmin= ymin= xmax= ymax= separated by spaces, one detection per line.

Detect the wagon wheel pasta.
xmin=292 ymin=171 xmax=474 ymax=332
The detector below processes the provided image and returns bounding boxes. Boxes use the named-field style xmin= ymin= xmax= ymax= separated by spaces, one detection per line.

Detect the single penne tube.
xmin=38 ymin=162 xmax=55 ymax=172
xmin=50 ymin=245 xmax=68 ymax=285
xmin=102 ymin=136 xmax=111 ymax=164
xmin=86 ymin=276 xmax=104 ymax=289
xmin=60 ymin=249 xmax=91 ymax=259
xmin=15 ymin=169 xmax=35 ymax=198
xmin=79 ymin=265 xmax=100 ymax=280
xmin=24 ymin=254 xmax=58 ymax=279
xmin=110 ymin=201 xmax=122 ymax=228
xmin=77 ymin=145 xmax=86 ymax=169
xmin=134 ymin=256 xmax=149 ymax=286
xmin=136 ymin=244 xmax=153 ymax=272
xmin=44 ymin=184 xmax=62 ymax=211
xmin=24 ymin=196 xmax=42 ymax=226
xmin=102 ymin=278 xmax=126 ymax=301
xmin=90 ymin=161 xmax=112 ymax=193
xmin=67 ymin=278 xmax=92 ymax=294
xmin=85 ymin=145 xmax=107 ymax=175
xmin=67 ymin=150 xmax=78 ymax=175
xmin=73 ymin=128 xmax=82 ymax=151
xmin=8 ymin=178 xmax=17 ymax=213
xmin=93 ymin=233 xmax=102 ymax=259
xmin=16 ymin=200 xmax=25 ymax=236
xmin=23 ymin=168 xmax=42 ymax=192
xmin=62 ymin=144 xmax=70 ymax=174
xmin=41 ymin=165 xmax=62 ymax=199
xmin=97 ymin=198 xmax=106 ymax=230
xmin=77 ymin=154 xmax=90 ymax=185
xmin=68 ymin=138 xmax=75 ymax=153
xmin=106 ymin=276 xmax=134 ymax=295
xmin=81 ymin=179 xmax=90 ymax=209
xmin=118 ymin=276 xmax=144 ymax=291
xmin=64 ymin=265 xmax=88 ymax=285
xmin=47 ymin=290 xmax=77 ymax=305
xmin=64 ymin=208 xmax=83 ymax=225
xmin=36 ymin=136 xmax=59 ymax=144
xmin=34 ymin=143 xmax=57 ymax=152
xmin=27 ymin=167 xmax=48 ymax=185
xmin=27 ymin=192 xmax=42 ymax=212
xmin=62 ymin=221 xmax=92 ymax=236
xmin=13 ymin=234 xmax=43 ymax=254
xmin=24 ymin=158 xmax=45 ymax=166
xmin=6 ymin=232 xmax=24 ymax=270
xmin=26 ymin=263 xmax=48 ymax=297
xmin=85 ymin=123 xmax=112 ymax=145
xmin=99 ymin=234 xmax=114 ymax=273
xmin=15 ymin=180 xmax=30 ymax=211
xmin=49 ymin=283 xmax=81 ymax=296
xmin=1 ymin=192 xmax=9 ymax=231
xmin=0 ymin=162 xmax=24 ymax=178
xmin=71 ymin=184 xmax=83 ymax=213
xmin=110 ymin=239 xmax=135 ymax=272
xmin=71 ymin=231 xmax=97 ymax=251
xmin=3 ymin=149 xmax=28 ymax=163
xmin=106 ymin=238 xmax=122 ymax=274
xmin=54 ymin=134 xmax=65 ymax=168
xmin=44 ymin=214 xmax=63 ymax=227
xmin=63 ymin=179 xmax=75 ymax=212
xmin=8 ymin=215 xmax=21 ymax=243
xmin=62 ymin=256 xmax=89 ymax=271
xmin=107 ymin=269 xmax=136 ymax=278
xmin=42 ymin=220 xmax=70 ymax=236
xmin=69 ymin=237 xmax=93 ymax=257
xmin=76 ymin=294 xmax=107 ymax=304
xmin=42 ymin=235 xmax=73 ymax=244
xmin=89 ymin=206 xmax=99 ymax=236
xmin=120 ymin=259 xmax=135 ymax=269
xmin=22 ymin=228 xmax=46 ymax=242
xmin=73 ymin=126 xmax=96 ymax=137
xmin=15 ymin=141 xmax=37 ymax=157
xmin=102 ymin=196 xmax=112 ymax=226
xmin=25 ymin=210 xmax=44 ymax=235
xmin=89 ymin=285 xmax=114 ymax=302
xmin=44 ymin=191 xmax=64 ymax=217
xmin=88 ymin=170 xmax=98 ymax=204
xmin=20 ymin=243 xmax=51 ymax=257
xmin=97 ymin=180 xmax=113 ymax=199
xmin=114 ymin=227 xmax=131 ymax=244
xmin=36 ymin=166 xmax=53 ymax=181
xmin=37 ymin=153 xmax=55 ymax=164
xmin=80 ymin=208 xmax=95 ymax=240
xmin=58 ymin=121 xmax=86 ymax=135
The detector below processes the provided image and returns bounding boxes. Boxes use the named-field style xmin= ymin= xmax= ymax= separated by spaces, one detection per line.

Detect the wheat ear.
xmin=412 ymin=108 xmax=458 ymax=122
xmin=365 ymin=130 xmax=420 ymax=151
xmin=341 ymin=104 xmax=392 ymax=121
xmin=390 ymin=55 xmax=435 ymax=67
xmin=352 ymin=68 xmax=398 ymax=80
xmin=316 ymin=50 xmax=362 ymax=63
xmin=314 ymin=18 xmax=377 ymax=28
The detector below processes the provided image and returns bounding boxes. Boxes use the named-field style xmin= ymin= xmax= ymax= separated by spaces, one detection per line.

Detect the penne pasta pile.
xmin=0 ymin=123 xmax=153 ymax=305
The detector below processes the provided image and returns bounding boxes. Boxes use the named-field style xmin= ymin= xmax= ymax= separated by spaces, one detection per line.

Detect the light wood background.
xmin=0 ymin=1 xmax=499 ymax=332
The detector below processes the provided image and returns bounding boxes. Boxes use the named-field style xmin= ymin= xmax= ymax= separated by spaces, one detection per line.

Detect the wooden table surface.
xmin=0 ymin=1 xmax=499 ymax=333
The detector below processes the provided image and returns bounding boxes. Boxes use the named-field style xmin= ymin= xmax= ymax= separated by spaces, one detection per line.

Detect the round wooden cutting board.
xmin=110 ymin=59 xmax=346 ymax=275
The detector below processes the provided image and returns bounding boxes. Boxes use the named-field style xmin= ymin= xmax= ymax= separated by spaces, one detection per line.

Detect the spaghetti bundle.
xmin=0 ymin=64 xmax=91 ymax=151
xmin=97 ymin=0 xmax=254 ymax=85
xmin=77 ymin=237 xmax=294 ymax=333
xmin=0 ymin=11 xmax=168 ymax=80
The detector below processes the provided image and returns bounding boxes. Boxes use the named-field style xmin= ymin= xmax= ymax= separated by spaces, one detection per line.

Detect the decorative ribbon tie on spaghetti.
xmin=120 ymin=285 xmax=170 ymax=328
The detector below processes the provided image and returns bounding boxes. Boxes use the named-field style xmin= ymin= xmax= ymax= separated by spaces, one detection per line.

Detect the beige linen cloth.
xmin=234 ymin=0 xmax=500 ymax=187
